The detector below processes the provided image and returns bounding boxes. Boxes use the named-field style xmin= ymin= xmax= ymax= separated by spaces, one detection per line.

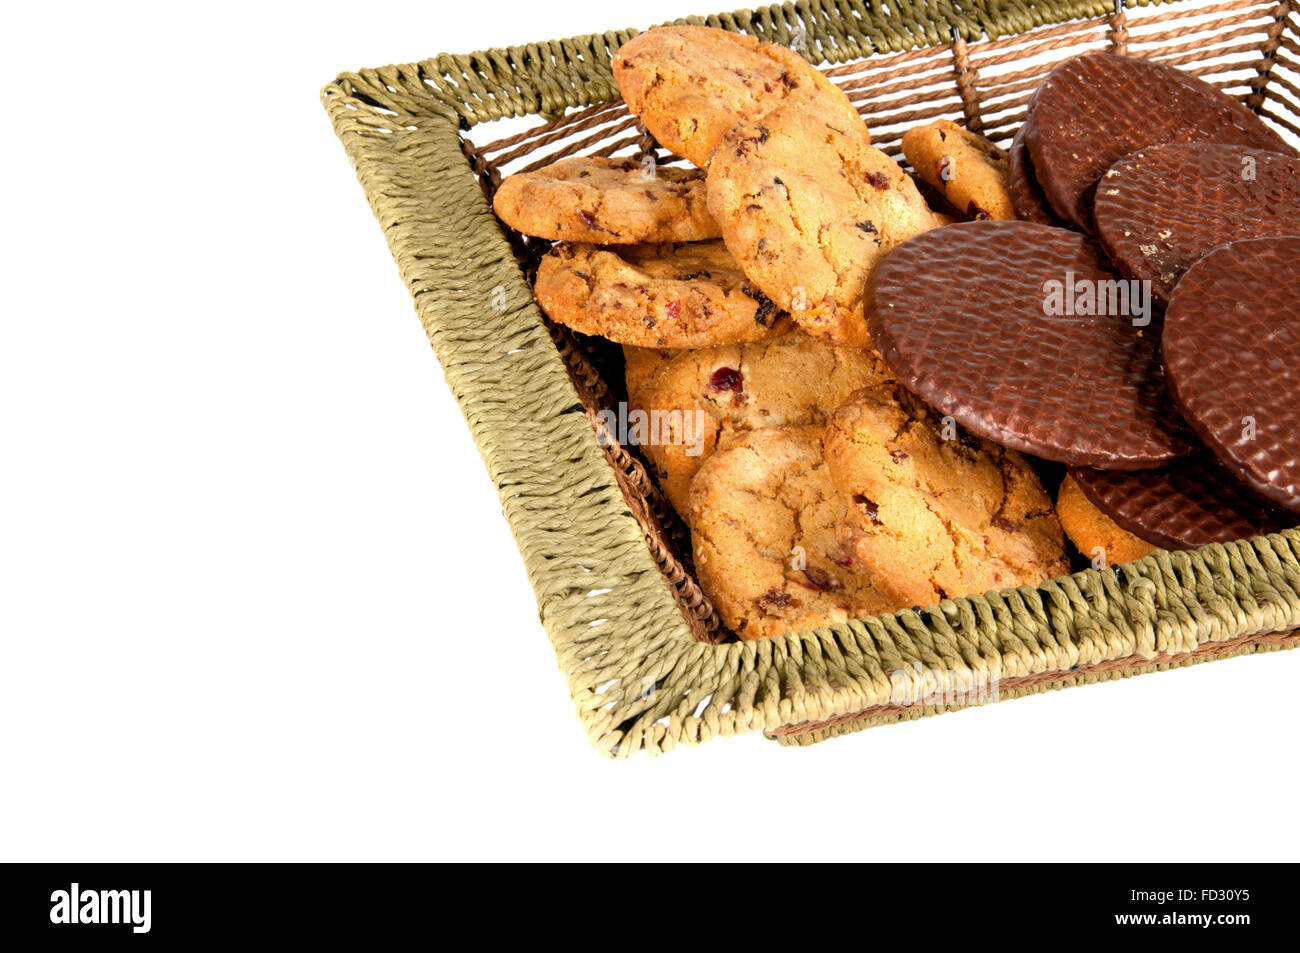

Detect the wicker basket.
xmin=323 ymin=0 xmax=1300 ymax=756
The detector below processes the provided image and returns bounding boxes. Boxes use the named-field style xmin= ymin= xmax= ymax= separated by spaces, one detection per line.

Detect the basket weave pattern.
xmin=324 ymin=0 xmax=1300 ymax=755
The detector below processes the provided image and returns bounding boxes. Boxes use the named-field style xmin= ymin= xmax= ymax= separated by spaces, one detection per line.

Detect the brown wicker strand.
xmin=1248 ymin=2 xmax=1292 ymax=108
xmin=950 ymin=34 xmax=986 ymax=132
xmin=1110 ymin=0 xmax=1130 ymax=54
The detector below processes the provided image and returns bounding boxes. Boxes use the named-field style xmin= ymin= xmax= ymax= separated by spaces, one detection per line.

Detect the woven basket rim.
xmin=325 ymin=0 xmax=1185 ymax=128
xmin=323 ymin=0 xmax=1300 ymax=756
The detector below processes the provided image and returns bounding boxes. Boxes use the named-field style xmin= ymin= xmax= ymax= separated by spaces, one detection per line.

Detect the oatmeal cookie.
xmin=689 ymin=425 xmax=901 ymax=640
xmin=825 ymin=381 xmax=1068 ymax=606
xmin=492 ymin=156 xmax=719 ymax=244
xmin=533 ymin=240 xmax=789 ymax=348
xmin=612 ymin=25 xmax=865 ymax=169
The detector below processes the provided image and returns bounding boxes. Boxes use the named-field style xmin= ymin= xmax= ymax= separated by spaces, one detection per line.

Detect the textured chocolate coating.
xmin=1095 ymin=144 xmax=1300 ymax=307
xmin=1071 ymin=458 xmax=1292 ymax=551
xmin=1007 ymin=124 xmax=1063 ymax=227
xmin=1026 ymin=52 xmax=1292 ymax=234
xmin=1163 ymin=237 xmax=1300 ymax=514
xmin=867 ymin=220 xmax=1197 ymax=468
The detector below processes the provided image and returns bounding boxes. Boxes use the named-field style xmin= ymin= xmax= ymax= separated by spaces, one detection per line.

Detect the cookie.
xmin=1070 ymin=458 xmax=1291 ymax=551
xmin=492 ymin=156 xmax=720 ymax=244
xmin=1162 ymin=237 xmax=1300 ymax=514
xmin=825 ymin=381 xmax=1068 ymax=607
xmin=689 ymin=425 xmax=901 ymax=640
xmin=626 ymin=331 xmax=896 ymax=514
xmin=612 ymin=25 xmax=865 ymax=169
xmin=1056 ymin=473 xmax=1155 ymax=567
xmin=867 ymin=220 xmax=1198 ymax=468
xmin=1094 ymin=144 xmax=1300 ymax=308
xmin=1025 ymin=52 xmax=1292 ymax=233
xmin=533 ymin=240 xmax=790 ymax=348
xmin=901 ymin=119 xmax=1014 ymax=221
xmin=707 ymin=102 xmax=947 ymax=346
xmin=622 ymin=345 xmax=677 ymax=408
xmin=1007 ymin=124 xmax=1064 ymax=227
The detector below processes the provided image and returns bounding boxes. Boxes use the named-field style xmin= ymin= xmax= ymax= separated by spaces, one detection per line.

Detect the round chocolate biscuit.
xmin=1071 ymin=458 xmax=1291 ymax=551
xmin=1095 ymin=144 xmax=1300 ymax=308
xmin=1007 ymin=124 xmax=1063 ymax=227
xmin=1163 ymin=237 xmax=1300 ymax=514
xmin=1026 ymin=52 xmax=1292 ymax=234
xmin=867 ymin=220 xmax=1197 ymax=469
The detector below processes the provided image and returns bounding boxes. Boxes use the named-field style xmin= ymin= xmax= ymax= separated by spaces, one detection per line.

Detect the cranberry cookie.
xmin=612 ymin=26 xmax=864 ymax=169
xmin=707 ymin=103 xmax=947 ymax=346
xmin=534 ymin=240 xmax=789 ymax=348
xmin=622 ymin=345 xmax=677 ymax=408
xmin=826 ymin=381 xmax=1068 ymax=606
xmin=901 ymin=119 xmax=1014 ymax=221
xmin=627 ymin=331 xmax=895 ymax=514
xmin=689 ymin=425 xmax=901 ymax=640
xmin=492 ymin=156 xmax=719 ymax=244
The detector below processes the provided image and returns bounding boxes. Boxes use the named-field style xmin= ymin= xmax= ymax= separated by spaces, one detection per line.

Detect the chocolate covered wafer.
xmin=867 ymin=220 xmax=1197 ymax=469
xmin=1026 ymin=52 xmax=1292 ymax=234
xmin=1007 ymin=125 xmax=1063 ymax=227
xmin=1071 ymin=458 xmax=1290 ymax=551
xmin=1163 ymin=237 xmax=1300 ymax=515
xmin=1095 ymin=144 xmax=1300 ymax=307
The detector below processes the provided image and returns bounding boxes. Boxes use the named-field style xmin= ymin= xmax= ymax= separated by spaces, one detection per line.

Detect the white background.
xmin=2 ymin=0 xmax=1297 ymax=862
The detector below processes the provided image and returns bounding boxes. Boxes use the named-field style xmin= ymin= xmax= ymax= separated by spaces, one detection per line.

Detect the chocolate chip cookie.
xmin=492 ymin=156 xmax=720 ymax=244
xmin=612 ymin=25 xmax=865 ymax=169
xmin=825 ymin=381 xmax=1068 ymax=607
xmin=707 ymin=102 xmax=947 ymax=346
xmin=689 ymin=425 xmax=901 ymax=640
xmin=533 ymin=240 xmax=790 ymax=348
xmin=627 ymin=330 xmax=896 ymax=514
xmin=901 ymin=119 xmax=1014 ymax=221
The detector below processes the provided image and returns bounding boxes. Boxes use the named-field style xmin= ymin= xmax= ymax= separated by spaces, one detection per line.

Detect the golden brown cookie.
xmin=707 ymin=102 xmax=947 ymax=346
xmin=622 ymin=345 xmax=677 ymax=409
xmin=901 ymin=119 xmax=1014 ymax=221
xmin=492 ymin=156 xmax=720 ymax=244
xmin=534 ymin=240 xmax=789 ymax=348
xmin=627 ymin=331 xmax=895 ymax=515
xmin=825 ymin=381 xmax=1068 ymax=607
xmin=1056 ymin=474 xmax=1156 ymax=567
xmin=612 ymin=26 xmax=865 ymax=169
xmin=689 ymin=425 xmax=901 ymax=640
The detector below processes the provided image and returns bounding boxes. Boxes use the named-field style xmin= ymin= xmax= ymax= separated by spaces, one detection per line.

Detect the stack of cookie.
xmin=489 ymin=28 xmax=1299 ymax=641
